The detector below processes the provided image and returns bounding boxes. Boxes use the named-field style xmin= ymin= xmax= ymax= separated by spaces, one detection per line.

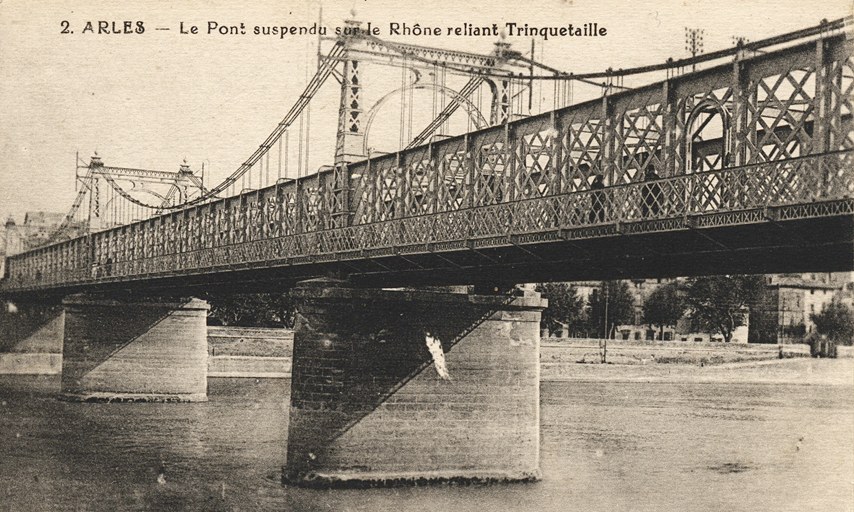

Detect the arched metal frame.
xmin=363 ymin=83 xmax=489 ymax=155
xmin=685 ymin=99 xmax=731 ymax=173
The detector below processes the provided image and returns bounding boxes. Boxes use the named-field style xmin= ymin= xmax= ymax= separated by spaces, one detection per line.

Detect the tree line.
xmin=536 ymin=275 xmax=853 ymax=345
xmin=202 ymin=276 xmax=853 ymax=346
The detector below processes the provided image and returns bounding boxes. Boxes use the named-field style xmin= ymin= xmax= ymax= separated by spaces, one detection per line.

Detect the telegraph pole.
xmin=685 ymin=28 xmax=705 ymax=71
xmin=602 ymin=282 xmax=609 ymax=363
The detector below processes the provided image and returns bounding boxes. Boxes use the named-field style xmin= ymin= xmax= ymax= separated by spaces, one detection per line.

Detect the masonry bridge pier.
xmin=1 ymin=19 xmax=852 ymax=485
xmin=5 ymin=281 xmax=548 ymax=484
xmin=284 ymin=280 xmax=546 ymax=484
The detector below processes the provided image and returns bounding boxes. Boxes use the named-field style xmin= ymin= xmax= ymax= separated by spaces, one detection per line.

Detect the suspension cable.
xmin=149 ymin=39 xmax=345 ymax=209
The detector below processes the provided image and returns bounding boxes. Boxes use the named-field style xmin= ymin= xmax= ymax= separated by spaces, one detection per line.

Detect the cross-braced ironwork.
xmin=2 ymin=21 xmax=852 ymax=295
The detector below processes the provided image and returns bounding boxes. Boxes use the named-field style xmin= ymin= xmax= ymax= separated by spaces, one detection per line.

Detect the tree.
xmin=586 ymin=281 xmax=635 ymax=338
xmin=642 ymin=282 xmax=686 ymax=340
xmin=535 ymin=282 xmax=586 ymax=336
xmin=810 ymin=299 xmax=854 ymax=345
xmin=203 ymin=292 xmax=296 ymax=328
xmin=685 ymin=274 xmax=765 ymax=343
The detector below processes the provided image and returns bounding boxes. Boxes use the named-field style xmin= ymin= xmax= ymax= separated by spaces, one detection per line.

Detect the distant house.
xmin=748 ymin=273 xmax=852 ymax=344
xmin=610 ymin=277 xmax=754 ymax=343
xmin=2 ymin=212 xmax=86 ymax=259
xmin=545 ymin=274 xmax=851 ymax=343
xmin=582 ymin=277 xmax=751 ymax=343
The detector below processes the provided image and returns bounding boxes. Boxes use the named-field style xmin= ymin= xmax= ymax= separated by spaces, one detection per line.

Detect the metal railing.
xmin=3 ymin=151 xmax=850 ymax=292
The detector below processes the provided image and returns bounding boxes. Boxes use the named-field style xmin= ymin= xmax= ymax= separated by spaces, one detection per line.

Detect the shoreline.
xmin=540 ymin=357 xmax=854 ymax=386
xmin=3 ymin=336 xmax=851 ymax=387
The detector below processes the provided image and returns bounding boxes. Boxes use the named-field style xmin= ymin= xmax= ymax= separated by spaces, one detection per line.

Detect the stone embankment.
xmin=3 ymin=328 xmax=851 ymax=377
xmin=207 ymin=326 xmax=293 ymax=378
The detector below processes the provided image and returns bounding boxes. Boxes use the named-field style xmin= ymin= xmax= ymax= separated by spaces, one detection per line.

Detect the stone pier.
xmin=0 ymin=300 xmax=64 ymax=374
xmin=285 ymin=280 xmax=546 ymax=486
xmin=60 ymin=295 xmax=209 ymax=402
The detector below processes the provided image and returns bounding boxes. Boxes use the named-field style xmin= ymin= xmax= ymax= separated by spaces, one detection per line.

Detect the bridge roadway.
xmin=3 ymin=151 xmax=851 ymax=298
xmin=1 ymin=30 xmax=852 ymax=298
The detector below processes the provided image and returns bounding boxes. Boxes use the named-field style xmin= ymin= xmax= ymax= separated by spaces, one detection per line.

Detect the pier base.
xmin=285 ymin=280 xmax=546 ymax=486
xmin=60 ymin=295 xmax=209 ymax=402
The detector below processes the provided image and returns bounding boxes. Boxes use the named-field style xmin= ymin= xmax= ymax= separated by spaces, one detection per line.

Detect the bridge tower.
xmin=330 ymin=19 xmax=366 ymax=228
xmin=486 ymin=41 xmax=514 ymax=125
xmin=87 ymin=153 xmax=104 ymax=232
xmin=334 ymin=19 xmax=367 ymax=165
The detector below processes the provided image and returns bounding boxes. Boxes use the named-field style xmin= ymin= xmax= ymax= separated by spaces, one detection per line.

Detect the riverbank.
xmin=542 ymin=357 xmax=854 ymax=386
xmin=4 ymin=330 xmax=852 ymax=380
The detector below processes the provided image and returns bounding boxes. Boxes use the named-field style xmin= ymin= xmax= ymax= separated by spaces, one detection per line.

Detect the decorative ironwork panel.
xmin=512 ymin=117 xmax=558 ymax=200
xmin=822 ymin=43 xmax=854 ymax=151
xmin=679 ymin=85 xmax=734 ymax=173
xmin=433 ymin=137 xmax=469 ymax=212
xmin=433 ymin=209 xmax=469 ymax=242
xmin=398 ymin=214 xmax=433 ymax=245
xmin=743 ymin=48 xmax=816 ymax=164
xmin=299 ymin=177 xmax=324 ymax=233
xmin=513 ymin=196 xmax=561 ymax=233
xmin=277 ymin=185 xmax=300 ymax=235
xmin=472 ymin=127 xmax=509 ymax=205
xmin=560 ymin=104 xmax=606 ymax=192
xmin=404 ymin=146 xmax=433 ymax=216
xmin=613 ymin=95 xmax=665 ymax=185
xmin=469 ymin=202 xmax=510 ymax=238
xmin=353 ymin=156 xmax=397 ymax=223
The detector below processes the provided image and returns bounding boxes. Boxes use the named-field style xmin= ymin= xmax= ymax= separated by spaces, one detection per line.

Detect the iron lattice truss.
xmin=2 ymin=28 xmax=852 ymax=294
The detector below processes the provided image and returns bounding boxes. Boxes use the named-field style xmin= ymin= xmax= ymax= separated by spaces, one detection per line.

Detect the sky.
xmin=0 ymin=0 xmax=851 ymax=225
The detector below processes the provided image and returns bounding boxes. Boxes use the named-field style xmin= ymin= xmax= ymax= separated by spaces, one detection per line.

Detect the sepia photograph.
xmin=1 ymin=0 xmax=852 ymax=510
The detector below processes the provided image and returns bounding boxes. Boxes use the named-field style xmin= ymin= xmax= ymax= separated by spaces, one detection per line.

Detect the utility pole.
xmin=602 ymin=282 xmax=609 ymax=363
xmin=685 ymin=28 xmax=705 ymax=71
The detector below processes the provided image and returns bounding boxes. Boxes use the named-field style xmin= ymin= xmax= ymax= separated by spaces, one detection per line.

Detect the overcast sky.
xmin=0 ymin=0 xmax=851 ymax=224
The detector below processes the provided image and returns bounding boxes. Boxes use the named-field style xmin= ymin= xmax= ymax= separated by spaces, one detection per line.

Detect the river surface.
xmin=1 ymin=359 xmax=852 ymax=512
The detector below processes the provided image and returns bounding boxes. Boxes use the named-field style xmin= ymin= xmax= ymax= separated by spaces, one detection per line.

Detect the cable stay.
xmin=85 ymin=39 xmax=347 ymax=218
xmin=45 ymin=167 xmax=94 ymax=244
xmin=406 ymin=76 xmax=485 ymax=149
xmin=353 ymin=16 xmax=850 ymax=85
xmin=176 ymin=40 xmax=347 ymax=208
xmin=156 ymin=185 xmax=182 ymax=214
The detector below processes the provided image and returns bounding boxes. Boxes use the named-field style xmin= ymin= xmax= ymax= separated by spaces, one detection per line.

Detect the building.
xmin=748 ymin=273 xmax=852 ymax=344
xmin=2 ymin=213 xmax=87 ymax=275
xmin=589 ymin=277 xmax=751 ymax=343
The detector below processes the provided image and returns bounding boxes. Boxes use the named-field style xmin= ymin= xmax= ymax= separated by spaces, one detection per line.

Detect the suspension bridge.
xmin=0 ymin=17 xmax=851 ymax=486
xmin=2 ymin=18 xmax=852 ymax=297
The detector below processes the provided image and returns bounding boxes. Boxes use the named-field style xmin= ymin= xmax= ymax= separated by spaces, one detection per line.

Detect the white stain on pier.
xmin=425 ymin=333 xmax=451 ymax=380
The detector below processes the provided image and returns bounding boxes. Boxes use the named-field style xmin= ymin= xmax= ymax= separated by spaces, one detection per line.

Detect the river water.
xmin=1 ymin=360 xmax=852 ymax=512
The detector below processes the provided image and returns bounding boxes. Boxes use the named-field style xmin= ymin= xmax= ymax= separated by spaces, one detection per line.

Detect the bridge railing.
xmin=342 ymin=32 xmax=852 ymax=227
xmin=3 ymin=150 xmax=850 ymax=293
xmin=2 ymin=27 xmax=852 ymax=293
xmin=341 ymin=150 xmax=853 ymax=246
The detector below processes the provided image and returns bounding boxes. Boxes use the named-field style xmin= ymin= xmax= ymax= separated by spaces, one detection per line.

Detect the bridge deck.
xmin=2 ymin=29 xmax=852 ymax=297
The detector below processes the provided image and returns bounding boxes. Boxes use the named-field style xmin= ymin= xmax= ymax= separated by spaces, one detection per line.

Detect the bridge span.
xmin=2 ymin=150 xmax=852 ymax=298
xmin=2 ymin=24 xmax=853 ymax=298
